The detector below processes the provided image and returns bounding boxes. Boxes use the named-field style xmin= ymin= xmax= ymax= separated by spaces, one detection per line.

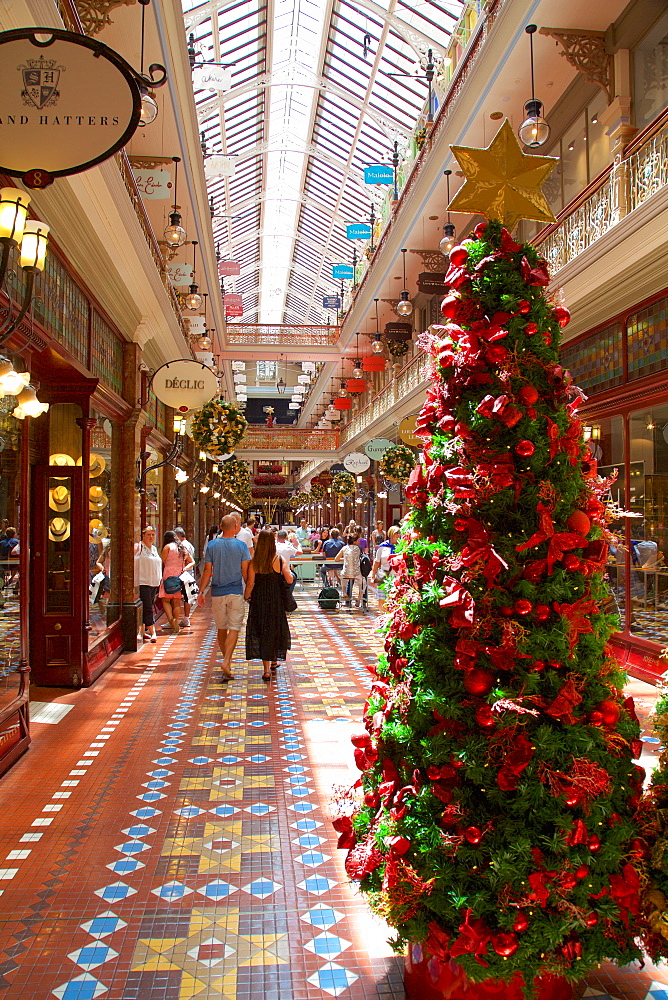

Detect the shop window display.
xmin=144 ymin=449 xmax=163 ymax=535
xmin=88 ymin=413 xmax=120 ymax=645
xmin=0 ymin=396 xmax=23 ymax=717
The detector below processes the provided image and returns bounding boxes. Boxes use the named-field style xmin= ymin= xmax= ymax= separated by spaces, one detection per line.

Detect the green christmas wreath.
xmin=387 ymin=339 xmax=410 ymax=358
xmin=190 ymin=398 xmax=247 ymax=457
xmin=309 ymin=483 xmax=326 ymax=501
xmin=379 ymin=443 xmax=416 ymax=484
xmin=332 ymin=471 xmax=356 ymax=496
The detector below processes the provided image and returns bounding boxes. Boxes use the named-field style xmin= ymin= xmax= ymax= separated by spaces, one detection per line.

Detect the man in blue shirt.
xmin=198 ymin=514 xmax=250 ymax=680
xmin=321 ymin=526 xmax=344 ymax=588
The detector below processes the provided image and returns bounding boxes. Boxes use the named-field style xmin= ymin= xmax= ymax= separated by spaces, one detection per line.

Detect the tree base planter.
xmin=404 ymin=942 xmax=575 ymax=1000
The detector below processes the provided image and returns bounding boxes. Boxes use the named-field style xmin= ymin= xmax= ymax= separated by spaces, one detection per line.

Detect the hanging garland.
xmin=253 ymin=474 xmax=286 ymax=486
xmin=219 ymin=459 xmax=251 ymax=500
xmin=309 ymin=483 xmax=327 ymax=501
xmin=332 ymin=471 xmax=356 ymax=496
xmin=190 ymin=398 xmax=247 ymax=457
xmin=379 ymin=443 xmax=416 ymax=484
xmin=258 ymin=462 xmax=282 ymax=473
xmin=388 ymin=339 xmax=410 ymax=358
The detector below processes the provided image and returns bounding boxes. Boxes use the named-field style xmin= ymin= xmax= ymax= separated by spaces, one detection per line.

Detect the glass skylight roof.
xmin=182 ymin=0 xmax=467 ymax=325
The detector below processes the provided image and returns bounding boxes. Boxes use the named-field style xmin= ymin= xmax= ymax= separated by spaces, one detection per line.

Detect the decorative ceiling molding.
xmin=539 ymin=27 xmax=613 ymax=103
xmin=74 ymin=0 xmax=135 ymax=35
xmin=410 ymin=248 xmax=448 ymax=272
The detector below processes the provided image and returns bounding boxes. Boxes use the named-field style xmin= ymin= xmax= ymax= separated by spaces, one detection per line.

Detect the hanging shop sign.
xmin=218 ymin=259 xmax=240 ymax=277
xmin=224 ymin=293 xmax=243 ymax=317
xmin=204 ymin=154 xmax=236 ymax=180
xmin=417 ymin=271 xmax=447 ymax=295
xmin=193 ymin=64 xmax=232 ymax=93
xmin=329 ymin=462 xmax=346 ymax=473
xmin=345 ymin=223 xmax=372 ymax=240
xmin=399 ymin=413 xmax=422 ymax=448
xmin=0 ymin=27 xmax=166 ymax=188
xmin=364 ymin=164 xmax=393 ymax=184
xmin=167 ymin=261 xmax=194 ymax=287
xmin=343 ymin=451 xmax=371 ymax=473
xmin=151 ymin=359 xmax=219 ymax=413
xmin=187 ymin=315 xmax=206 ymax=337
xmin=364 ymin=437 xmax=394 ymax=461
xmin=132 ymin=166 xmax=171 ymax=199
xmin=332 ymin=264 xmax=354 ymax=280
xmin=322 ymin=295 xmax=341 ymax=310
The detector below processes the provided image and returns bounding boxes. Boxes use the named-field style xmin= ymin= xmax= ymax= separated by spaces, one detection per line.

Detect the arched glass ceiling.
xmin=183 ymin=0 xmax=466 ymax=325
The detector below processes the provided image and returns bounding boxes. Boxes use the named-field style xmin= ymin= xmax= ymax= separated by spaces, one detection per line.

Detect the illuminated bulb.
xmin=439 ymin=223 xmax=456 ymax=255
xmin=12 ymin=384 xmax=49 ymax=419
xmin=19 ymin=220 xmax=49 ymax=271
xmin=396 ymin=291 xmax=413 ymax=317
xmin=139 ymin=86 xmax=158 ymax=126
xmin=0 ymin=357 xmax=30 ymax=395
xmin=185 ymin=284 xmax=202 ymax=310
xmin=0 ymin=188 xmax=30 ymax=244
xmin=197 ymin=335 xmax=212 ymax=350
xmin=518 ymin=100 xmax=550 ymax=147
xmin=371 ymin=337 xmax=384 ymax=354
xmin=164 ymin=211 xmax=187 ymax=247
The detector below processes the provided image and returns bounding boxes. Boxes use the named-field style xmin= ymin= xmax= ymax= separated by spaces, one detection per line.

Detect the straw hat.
xmin=89 ymin=519 xmax=108 ymax=544
xmin=50 ymin=453 xmax=75 ymax=480
xmin=49 ymin=485 xmax=71 ymax=512
xmin=48 ymin=516 xmax=71 ymax=542
xmin=89 ymin=485 xmax=108 ymax=511
xmin=76 ymin=453 xmax=106 ymax=478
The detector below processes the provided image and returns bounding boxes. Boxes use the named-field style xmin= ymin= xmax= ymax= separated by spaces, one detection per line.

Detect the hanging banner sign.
xmin=151 ymin=359 xmax=219 ymax=413
xmin=364 ymin=437 xmax=394 ymax=461
xmin=224 ymin=293 xmax=243 ymax=317
xmin=364 ymin=164 xmax=393 ymax=184
xmin=399 ymin=413 xmax=422 ymax=448
xmin=132 ymin=166 xmax=171 ymax=199
xmin=0 ymin=27 xmax=162 ymax=188
xmin=343 ymin=451 xmax=371 ymax=473
xmin=218 ymin=259 xmax=240 ymax=277
xmin=187 ymin=316 xmax=207 ymax=337
xmin=345 ymin=223 xmax=372 ymax=240
xmin=332 ymin=264 xmax=354 ymax=280
xmin=166 ymin=261 xmax=194 ymax=287
xmin=322 ymin=295 xmax=340 ymax=310
xmin=205 ymin=154 xmax=236 ymax=180
xmin=193 ymin=64 xmax=232 ymax=93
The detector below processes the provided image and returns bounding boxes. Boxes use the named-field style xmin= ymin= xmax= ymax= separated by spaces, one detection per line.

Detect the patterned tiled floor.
xmin=0 ymin=595 xmax=666 ymax=1000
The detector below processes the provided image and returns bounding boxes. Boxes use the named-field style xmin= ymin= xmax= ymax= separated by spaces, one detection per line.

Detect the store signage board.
xmin=193 ymin=64 xmax=232 ymax=93
xmin=133 ymin=166 xmax=171 ymax=199
xmin=0 ymin=27 xmax=147 ymax=188
xmin=329 ymin=462 xmax=346 ymax=473
xmin=345 ymin=223 xmax=372 ymax=240
xmin=364 ymin=437 xmax=394 ymax=461
xmin=332 ymin=264 xmax=354 ymax=279
xmin=151 ymin=359 xmax=219 ymax=413
xmin=167 ymin=261 xmax=194 ymax=287
xmin=218 ymin=259 xmax=240 ymax=277
xmin=364 ymin=164 xmax=393 ymax=184
xmin=322 ymin=295 xmax=340 ymax=310
xmin=205 ymin=154 xmax=236 ymax=180
xmin=343 ymin=451 xmax=371 ymax=473
xmin=187 ymin=316 xmax=206 ymax=336
xmin=399 ymin=413 xmax=422 ymax=448
xmin=225 ymin=293 xmax=243 ymax=317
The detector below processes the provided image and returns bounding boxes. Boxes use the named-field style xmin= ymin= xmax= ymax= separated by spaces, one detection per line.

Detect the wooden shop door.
xmin=30 ymin=465 xmax=86 ymax=687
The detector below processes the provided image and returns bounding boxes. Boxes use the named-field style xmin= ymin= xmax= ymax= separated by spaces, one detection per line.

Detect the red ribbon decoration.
xmin=439 ymin=576 xmax=476 ymax=627
xmin=609 ymin=864 xmax=641 ymax=925
xmin=544 ymin=677 xmax=583 ymax=724
xmin=516 ymin=502 xmax=587 ymax=574
xmin=333 ymin=816 xmax=356 ymax=849
xmin=497 ymin=732 xmax=534 ymax=791
xmin=458 ymin=518 xmax=509 ymax=587
xmin=449 ymin=909 xmax=491 ymax=966
xmin=566 ymin=819 xmax=589 ymax=845
xmin=553 ymin=597 xmax=597 ymax=656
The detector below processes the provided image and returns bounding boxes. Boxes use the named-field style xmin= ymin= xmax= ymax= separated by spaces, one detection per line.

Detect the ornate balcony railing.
xmin=226 ymin=324 xmax=340 ymax=346
xmin=237 ymin=427 xmax=340 ymax=452
xmin=535 ymin=111 xmax=668 ymax=273
xmin=340 ymin=352 xmax=431 ymax=445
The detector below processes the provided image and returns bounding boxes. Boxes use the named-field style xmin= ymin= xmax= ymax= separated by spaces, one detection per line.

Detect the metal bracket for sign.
xmin=0 ymin=27 xmax=167 ymax=187
xmin=173 ymin=465 xmax=205 ymax=501
xmin=135 ymin=437 xmax=183 ymax=494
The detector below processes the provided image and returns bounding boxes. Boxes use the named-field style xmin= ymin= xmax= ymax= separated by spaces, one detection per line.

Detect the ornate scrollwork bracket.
xmin=540 ymin=28 xmax=613 ymax=103
xmin=135 ymin=437 xmax=183 ymax=494
xmin=410 ymin=249 xmax=448 ymax=272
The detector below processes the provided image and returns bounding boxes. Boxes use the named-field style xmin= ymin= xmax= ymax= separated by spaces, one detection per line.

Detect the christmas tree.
xmin=335 ymin=124 xmax=645 ymax=996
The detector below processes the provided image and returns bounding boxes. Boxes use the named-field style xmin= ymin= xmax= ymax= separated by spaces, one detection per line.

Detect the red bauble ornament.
xmin=566 ymin=510 xmax=591 ymax=536
xmin=492 ymin=933 xmax=519 ymax=957
xmin=475 ymin=704 xmax=496 ymax=728
xmin=518 ymin=384 xmax=539 ymax=405
xmin=547 ymin=660 xmax=561 ymax=670
xmin=364 ymin=791 xmax=379 ymax=808
xmin=464 ymin=826 xmax=483 ymax=844
xmin=599 ymin=699 xmax=621 ymax=726
xmin=589 ymin=710 xmax=603 ymax=727
xmin=588 ymin=835 xmax=601 ymax=852
xmin=543 ymin=332 xmax=552 ymax=345
xmin=534 ymin=604 xmax=551 ymax=621
xmin=464 ymin=669 xmax=495 ymax=697
xmin=514 ymin=599 xmax=533 ymax=616
xmin=584 ymin=497 xmax=604 ymax=518
xmin=561 ymin=874 xmax=577 ymax=891
xmin=441 ymin=293 xmax=461 ymax=319
xmin=564 ymin=794 xmax=580 ymax=807
xmin=487 ymin=345 xmax=508 ymax=364
xmin=562 ymin=553 xmax=581 ymax=571
xmin=584 ymin=912 xmax=598 ymax=928
xmin=499 ymin=606 xmax=514 ymax=618
xmin=531 ymin=660 xmax=546 ymax=672
xmin=518 ymin=300 xmax=531 ymax=315
xmin=525 ymin=322 xmax=538 ymax=336
xmin=553 ymin=306 xmax=571 ymax=328
xmin=513 ymin=913 xmax=530 ymax=933
xmin=450 ymin=245 xmax=469 ymax=266
xmin=515 ymin=440 xmax=535 ymax=457
xmin=575 ymin=865 xmax=589 ymax=879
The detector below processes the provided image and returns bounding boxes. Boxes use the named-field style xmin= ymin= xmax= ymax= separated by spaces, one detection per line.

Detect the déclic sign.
xmin=151 ymin=360 xmax=219 ymax=413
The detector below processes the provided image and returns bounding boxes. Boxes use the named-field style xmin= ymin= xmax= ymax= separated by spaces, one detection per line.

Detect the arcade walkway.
xmin=0 ymin=597 xmax=666 ymax=1000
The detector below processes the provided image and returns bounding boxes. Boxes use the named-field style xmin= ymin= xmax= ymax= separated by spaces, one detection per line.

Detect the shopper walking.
xmin=134 ymin=526 xmax=162 ymax=642
xmin=174 ymin=527 xmax=195 ymax=627
xmin=244 ymin=529 xmax=293 ymax=682
xmin=159 ymin=530 xmax=194 ymax=633
xmin=339 ymin=532 xmax=365 ymax=608
xmin=198 ymin=514 xmax=250 ymax=681
xmin=371 ymin=525 xmax=400 ymax=610
xmin=235 ymin=516 xmax=255 ymax=558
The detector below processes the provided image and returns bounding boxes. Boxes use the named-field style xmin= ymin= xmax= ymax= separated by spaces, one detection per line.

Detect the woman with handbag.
xmin=134 ymin=526 xmax=162 ymax=642
xmin=159 ymin=530 xmax=194 ymax=634
xmin=371 ymin=525 xmax=400 ymax=610
xmin=244 ymin=529 xmax=293 ymax=682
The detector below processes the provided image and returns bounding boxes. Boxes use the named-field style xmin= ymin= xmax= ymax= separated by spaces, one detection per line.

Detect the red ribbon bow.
xmin=449 ymin=909 xmax=490 ymax=965
xmin=439 ymin=577 xmax=476 ymax=627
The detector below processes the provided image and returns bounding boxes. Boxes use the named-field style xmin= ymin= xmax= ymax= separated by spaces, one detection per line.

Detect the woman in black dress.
xmin=244 ymin=529 xmax=293 ymax=681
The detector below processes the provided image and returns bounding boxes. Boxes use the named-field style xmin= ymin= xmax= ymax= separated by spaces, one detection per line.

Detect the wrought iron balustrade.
xmin=237 ymin=427 xmax=340 ymax=452
xmin=226 ymin=324 xmax=340 ymax=346
xmin=340 ymin=352 xmax=431 ymax=445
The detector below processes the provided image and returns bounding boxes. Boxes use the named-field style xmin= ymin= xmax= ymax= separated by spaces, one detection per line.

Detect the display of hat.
xmin=49 ymin=453 xmax=75 ymax=480
xmin=76 ymin=453 xmax=106 ymax=478
xmin=48 ymin=516 xmax=71 ymax=542
xmin=89 ymin=485 xmax=108 ymax=511
xmin=89 ymin=518 xmax=108 ymax=544
xmin=49 ymin=485 xmax=71 ymax=512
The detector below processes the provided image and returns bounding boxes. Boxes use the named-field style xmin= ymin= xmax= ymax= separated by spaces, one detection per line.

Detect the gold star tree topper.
xmin=447 ymin=119 xmax=558 ymax=232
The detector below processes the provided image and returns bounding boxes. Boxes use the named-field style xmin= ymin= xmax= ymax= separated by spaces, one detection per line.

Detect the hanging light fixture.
xmin=276 ymin=356 xmax=287 ymax=393
xmin=0 ymin=188 xmax=30 ymax=287
xmin=164 ymin=156 xmax=187 ymax=247
xmin=363 ymin=299 xmax=386 ymax=371
xmin=185 ymin=240 xmax=202 ymax=310
xmin=0 ymin=220 xmax=50 ymax=341
xmin=347 ymin=334 xmax=367 ymax=392
xmin=396 ymin=248 xmax=413 ymax=317
xmin=13 ymin=384 xmax=49 ymax=419
xmin=518 ymin=25 xmax=551 ymax=148
xmin=440 ymin=169 xmax=456 ymax=254
xmin=137 ymin=0 xmax=158 ymax=126
xmin=195 ymin=291 xmax=212 ymax=350
xmin=0 ymin=356 xmax=30 ymax=395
